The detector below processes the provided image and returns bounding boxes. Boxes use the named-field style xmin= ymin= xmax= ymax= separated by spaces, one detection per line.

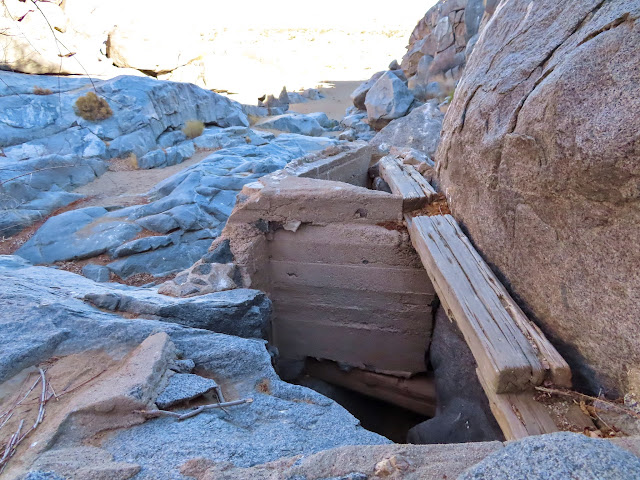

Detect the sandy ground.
xmin=76 ymin=79 xmax=360 ymax=207
xmin=74 ymin=150 xmax=214 ymax=207
xmin=289 ymin=80 xmax=362 ymax=121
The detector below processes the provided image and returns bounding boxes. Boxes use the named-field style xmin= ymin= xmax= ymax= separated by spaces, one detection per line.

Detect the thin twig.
xmin=0 ymin=374 xmax=41 ymax=424
xmin=35 ymin=368 xmax=46 ymax=427
xmin=57 ymin=367 xmax=109 ymax=397
xmin=47 ymin=381 xmax=59 ymax=402
xmin=535 ymin=386 xmax=640 ymax=420
xmin=137 ymin=398 xmax=253 ymax=421
xmin=0 ymin=413 xmax=13 ymax=432
xmin=0 ymin=419 xmax=23 ymax=466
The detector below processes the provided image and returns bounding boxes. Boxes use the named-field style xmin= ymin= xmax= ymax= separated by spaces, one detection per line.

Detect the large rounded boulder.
xmin=436 ymin=0 xmax=640 ymax=395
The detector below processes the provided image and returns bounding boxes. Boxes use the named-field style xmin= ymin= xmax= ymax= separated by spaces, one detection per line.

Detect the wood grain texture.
xmin=379 ymin=156 xmax=437 ymax=211
xmin=478 ymin=372 xmax=559 ymax=440
xmin=406 ymin=214 xmax=571 ymax=393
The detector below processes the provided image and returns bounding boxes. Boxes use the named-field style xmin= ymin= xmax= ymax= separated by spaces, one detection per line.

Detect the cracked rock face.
xmin=0 ymin=255 xmax=388 ymax=479
xmin=436 ymin=0 xmax=640 ymax=395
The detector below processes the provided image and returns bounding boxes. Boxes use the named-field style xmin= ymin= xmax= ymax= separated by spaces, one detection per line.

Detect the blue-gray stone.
xmin=155 ymin=373 xmax=219 ymax=409
xmin=458 ymin=432 xmax=640 ymax=480
xmin=16 ymin=207 xmax=141 ymax=264
xmin=307 ymin=112 xmax=338 ymax=129
xmin=365 ymin=71 xmax=415 ymax=128
xmin=157 ymin=130 xmax=187 ymax=149
xmin=113 ymin=235 xmax=174 ymax=258
xmin=350 ymin=71 xmax=385 ymax=110
xmin=165 ymin=204 xmax=216 ymax=231
xmin=3 ymin=126 xmax=108 ymax=161
xmin=202 ymin=239 xmax=234 ymax=264
xmin=0 ymin=72 xmax=251 ymax=234
xmin=165 ymin=140 xmax=195 ymax=167
xmin=0 ymin=257 xmax=389 ymax=479
xmin=107 ymin=237 xmax=212 ymax=279
xmin=135 ymin=214 xmax=179 ymax=234
xmin=137 ymin=149 xmax=167 ymax=170
xmin=255 ymin=113 xmax=325 ymax=137
xmin=82 ymin=264 xmax=111 ymax=283
xmin=23 ymin=472 xmax=66 ymax=480
xmin=171 ymin=359 xmax=195 ymax=374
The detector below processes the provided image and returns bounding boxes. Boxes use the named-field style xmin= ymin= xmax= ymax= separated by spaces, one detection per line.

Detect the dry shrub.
xmin=182 ymin=120 xmax=205 ymax=139
xmin=108 ymin=152 xmax=138 ymax=171
xmin=127 ymin=152 xmax=138 ymax=169
xmin=74 ymin=91 xmax=113 ymax=121
xmin=33 ymin=86 xmax=53 ymax=95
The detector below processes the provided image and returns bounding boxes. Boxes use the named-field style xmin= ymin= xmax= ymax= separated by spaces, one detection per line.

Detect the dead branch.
xmin=137 ymin=398 xmax=253 ymax=421
xmin=0 ymin=413 xmax=13 ymax=432
xmin=0 ymin=419 xmax=24 ymax=470
xmin=0 ymin=373 xmax=41 ymax=426
xmin=34 ymin=368 xmax=46 ymax=427
xmin=535 ymin=386 xmax=640 ymax=420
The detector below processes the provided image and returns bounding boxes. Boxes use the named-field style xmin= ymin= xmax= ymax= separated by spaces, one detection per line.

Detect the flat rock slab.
xmin=155 ymin=373 xmax=219 ymax=409
xmin=459 ymin=432 xmax=640 ymax=480
xmin=0 ymin=255 xmax=388 ymax=479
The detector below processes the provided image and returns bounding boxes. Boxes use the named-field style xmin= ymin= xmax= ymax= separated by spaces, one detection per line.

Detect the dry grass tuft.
xmin=108 ymin=153 xmax=138 ymax=171
xmin=127 ymin=153 xmax=138 ymax=169
xmin=182 ymin=120 xmax=205 ymax=139
xmin=33 ymin=86 xmax=53 ymax=95
xmin=74 ymin=91 xmax=113 ymax=121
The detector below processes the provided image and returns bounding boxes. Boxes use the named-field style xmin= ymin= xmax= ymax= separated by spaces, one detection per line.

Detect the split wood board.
xmin=379 ymin=156 xmax=437 ymax=211
xmin=478 ymin=372 xmax=559 ymax=440
xmin=406 ymin=214 xmax=571 ymax=394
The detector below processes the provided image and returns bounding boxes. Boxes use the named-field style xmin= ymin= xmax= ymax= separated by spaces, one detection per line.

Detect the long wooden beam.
xmin=406 ymin=214 xmax=571 ymax=393
xmin=379 ymin=156 xmax=438 ymax=211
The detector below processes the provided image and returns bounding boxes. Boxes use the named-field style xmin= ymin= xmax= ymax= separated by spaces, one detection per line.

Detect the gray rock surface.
xmin=171 ymin=359 xmax=195 ymax=374
xmin=82 ymin=264 xmax=111 ymax=283
xmin=350 ymin=72 xmax=384 ymax=110
xmin=30 ymin=447 xmax=140 ymax=480
xmin=155 ymin=373 xmax=219 ymax=409
xmin=0 ymin=72 xmax=249 ymax=235
xmin=184 ymin=442 xmax=504 ymax=480
xmin=436 ymin=0 xmax=640 ymax=395
xmin=255 ymin=113 xmax=325 ymax=137
xmin=16 ymin=207 xmax=141 ymax=264
xmin=370 ymin=101 xmax=443 ymax=158
xmin=0 ymin=255 xmax=388 ymax=479
xmin=22 ymin=473 xmax=67 ymax=480
xmin=113 ymin=235 xmax=174 ymax=258
xmin=401 ymin=0 xmax=494 ymax=90
xmin=84 ymin=286 xmax=271 ymax=339
xmin=364 ymin=71 xmax=414 ymax=130
xmin=13 ymin=133 xmax=337 ymax=278
xmin=458 ymin=432 xmax=640 ymax=480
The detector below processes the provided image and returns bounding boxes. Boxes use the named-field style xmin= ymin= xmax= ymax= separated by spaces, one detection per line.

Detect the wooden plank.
xmin=478 ymin=372 xmax=559 ymax=440
xmin=307 ymin=359 xmax=436 ymax=417
xmin=446 ymin=217 xmax=571 ymax=388
xmin=379 ymin=156 xmax=437 ymax=211
xmin=406 ymin=214 xmax=571 ymax=393
xmin=431 ymin=214 xmax=571 ymax=388
xmin=404 ymin=164 xmax=438 ymax=200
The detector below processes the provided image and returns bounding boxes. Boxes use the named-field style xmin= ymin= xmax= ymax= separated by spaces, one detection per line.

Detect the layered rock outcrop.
xmin=436 ymin=0 xmax=640 ymax=395
xmin=401 ymin=0 xmax=497 ymax=100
